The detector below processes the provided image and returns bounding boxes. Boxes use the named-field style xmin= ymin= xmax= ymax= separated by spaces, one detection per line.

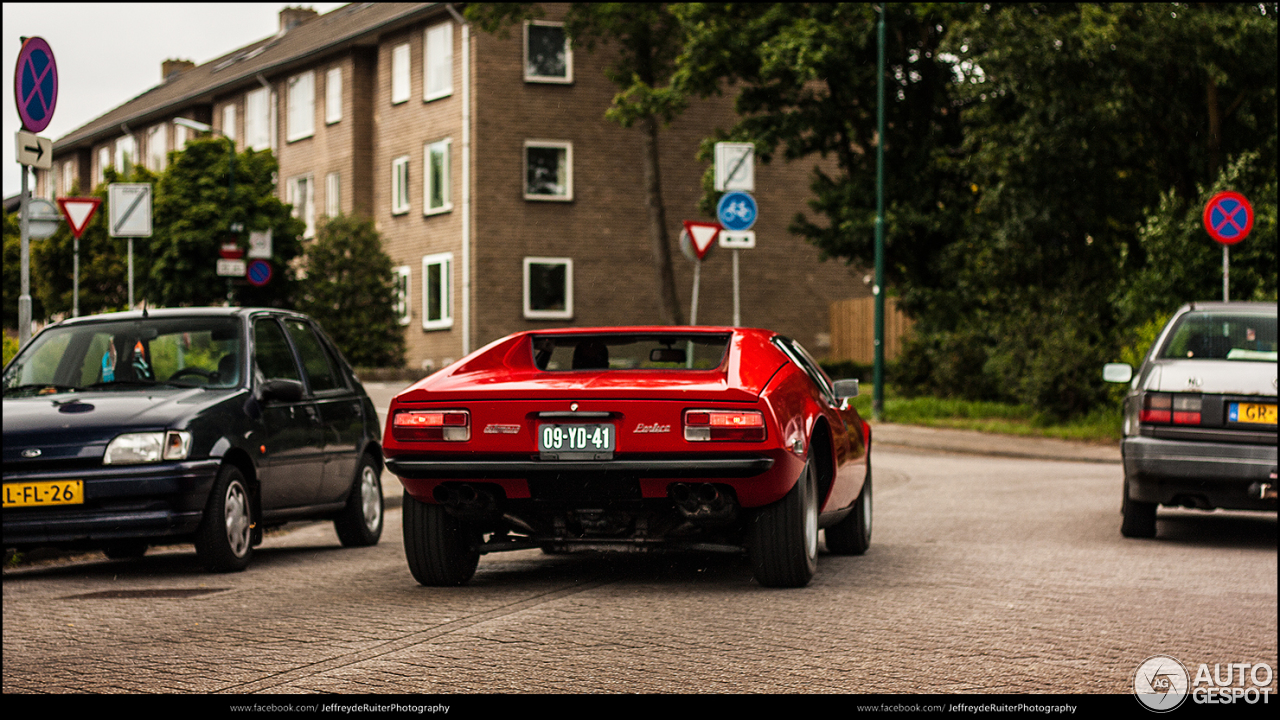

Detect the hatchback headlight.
xmin=103 ymin=431 xmax=193 ymax=464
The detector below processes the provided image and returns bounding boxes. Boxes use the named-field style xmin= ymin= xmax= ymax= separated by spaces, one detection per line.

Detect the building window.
xmin=222 ymin=103 xmax=237 ymax=142
xmin=246 ymin=86 xmax=271 ymax=151
xmin=325 ymin=172 xmax=341 ymax=217
xmin=174 ymin=123 xmax=189 ymax=149
xmin=147 ymin=124 xmax=167 ymax=172
xmin=524 ymin=21 xmax=572 ymax=83
xmin=391 ymin=155 xmax=410 ymax=215
xmin=96 ymin=146 xmax=110 ymax=185
xmin=423 ymin=139 xmax=451 ymax=215
xmin=326 ymin=67 xmax=342 ymax=124
xmin=287 ymin=70 xmax=315 ymax=142
xmin=115 ymin=135 xmax=136 ymax=176
xmin=524 ymin=141 xmax=572 ymax=201
xmin=421 ymin=253 xmax=453 ymax=330
xmin=288 ymin=174 xmax=315 ymax=239
xmin=393 ymin=265 xmax=412 ymax=326
xmin=424 ymin=21 xmax=453 ymax=101
xmin=392 ymin=43 xmax=410 ymax=104
xmin=523 ymin=257 xmax=573 ymax=320
xmin=62 ymin=160 xmax=75 ymax=194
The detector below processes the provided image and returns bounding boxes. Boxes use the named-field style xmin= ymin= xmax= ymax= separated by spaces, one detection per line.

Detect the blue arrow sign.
xmin=717 ymin=191 xmax=757 ymax=232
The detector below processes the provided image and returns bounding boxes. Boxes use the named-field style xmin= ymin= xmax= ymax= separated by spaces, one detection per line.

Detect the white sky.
xmin=4 ymin=2 xmax=346 ymax=200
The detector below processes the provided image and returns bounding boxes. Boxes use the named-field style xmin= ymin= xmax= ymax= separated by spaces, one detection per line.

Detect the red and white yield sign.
xmin=56 ymin=197 xmax=101 ymax=239
xmin=1202 ymin=191 xmax=1253 ymax=246
xmin=680 ymin=221 xmax=721 ymax=261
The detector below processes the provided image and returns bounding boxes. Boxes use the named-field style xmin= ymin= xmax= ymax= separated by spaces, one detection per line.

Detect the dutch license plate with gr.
xmin=538 ymin=423 xmax=614 ymax=459
xmin=1229 ymin=402 xmax=1277 ymax=426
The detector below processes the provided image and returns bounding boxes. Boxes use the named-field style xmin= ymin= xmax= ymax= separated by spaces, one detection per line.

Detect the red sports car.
xmin=383 ymin=327 xmax=872 ymax=588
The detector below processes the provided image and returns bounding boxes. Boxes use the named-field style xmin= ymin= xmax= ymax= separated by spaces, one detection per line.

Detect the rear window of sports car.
xmin=531 ymin=333 xmax=731 ymax=371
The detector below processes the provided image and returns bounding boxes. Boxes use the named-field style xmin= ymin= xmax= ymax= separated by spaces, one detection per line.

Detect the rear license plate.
xmin=3 ymin=480 xmax=84 ymax=508
xmin=538 ymin=423 xmax=615 ymax=459
xmin=1229 ymin=403 xmax=1277 ymax=425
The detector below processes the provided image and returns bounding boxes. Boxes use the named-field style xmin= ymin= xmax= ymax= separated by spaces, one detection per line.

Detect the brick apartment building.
xmin=38 ymin=3 xmax=869 ymax=370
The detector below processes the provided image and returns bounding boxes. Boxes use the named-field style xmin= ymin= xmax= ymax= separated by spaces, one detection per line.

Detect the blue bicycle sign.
xmin=717 ymin=191 xmax=758 ymax=231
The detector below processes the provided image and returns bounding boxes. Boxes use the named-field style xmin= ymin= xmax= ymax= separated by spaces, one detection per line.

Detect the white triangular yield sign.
xmin=682 ymin=220 xmax=721 ymax=260
xmin=57 ymin=197 xmax=102 ymax=239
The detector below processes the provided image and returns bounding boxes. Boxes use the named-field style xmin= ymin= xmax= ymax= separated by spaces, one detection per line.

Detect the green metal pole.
xmin=873 ymin=5 xmax=887 ymax=421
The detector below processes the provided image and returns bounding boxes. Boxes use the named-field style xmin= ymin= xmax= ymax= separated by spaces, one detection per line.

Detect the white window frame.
xmin=115 ymin=135 xmax=136 ymax=175
xmin=524 ymin=140 xmax=573 ymax=201
xmin=325 ymin=172 xmax=341 ymax=217
xmin=424 ymin=21 xmax=453 ymax=101
xmin=246 ymin=86 xmax=271 ymax=151
xmin=287 ymin=174 xmax=315 ymax=239
xmin=174 ymin=123 xmax=189 ymax=149
xmin=62 ymin=159 xmax=75 ymax=194
xmin=421 ymin=252 xmax=454 ymax=331
xmin=393 ymin=265 xmax=412 ymax=326
xmin=423 ymin=138 xmax=452 ymax=215
xmin=524 ymin=20 xmax=573 ymax=84
xmin=147 ymin=124 xmax=167 ymax=172
xmin=523 ymin=257 xmax=574 ymax=320
xmin=96 ymin=146 xmax=110 ymax=185
xmin=392 ymin=43 xmax=410 ymax=104
xmin=326 ymin=66 xmax=343 ymax=124
xmin=222 ymin=103 xmax=237 ymax=142
xmin=287 ymin=70 xmax=315 ymax=142
xmin=391 ymin=155 xmax=411 ymax=215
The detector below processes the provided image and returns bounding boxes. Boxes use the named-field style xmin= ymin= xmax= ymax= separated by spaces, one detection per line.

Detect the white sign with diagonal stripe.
xmin=108 ymin=183 xmax=152 ymax=237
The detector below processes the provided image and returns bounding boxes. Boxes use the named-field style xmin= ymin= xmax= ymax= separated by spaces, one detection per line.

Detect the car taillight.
xmin=1172 ymin=394 xmax=1202 ymax=425
xmin=393 ymin=409 xmax=470 ymax=441
xmin=683 ymin=409 xmax=766 ymax=442
xmin=1139 ymin=393 xmax=1172 ymax=424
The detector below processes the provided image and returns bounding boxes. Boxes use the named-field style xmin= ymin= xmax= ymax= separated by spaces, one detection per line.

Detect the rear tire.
xmin=1121 ymin=476 xmax=1157 ymax=538
xmin=749 ymin=459 xmax=818 ymax=588
xmin=403 ymin=493 xmax=480 ymax=586
xmin=334 ymin=454 xmax=383 ymax=547
xmin=825 ymin=469 xmax=871 ymax=555
xmin=195 ymin=464 xmax=254 ymax=572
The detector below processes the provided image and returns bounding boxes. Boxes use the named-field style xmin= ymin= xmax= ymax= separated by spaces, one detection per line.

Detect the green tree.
xmin=468 ymin=3 xmax=690 ymax=323
xmin=148 ymin=139 xmax=304 ymax=307
xmin=295 ymin=215 xmax=405 ymax=368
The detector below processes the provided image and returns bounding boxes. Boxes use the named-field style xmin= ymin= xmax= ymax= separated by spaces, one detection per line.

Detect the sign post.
xmin=57 ymin=197 xmax=102 ymax=317
xmin=1202 ymin=191 xmax=1253 ymax=302
xmin=14 ymin=36 xmax=58 ymax=347
xmin=109 ymin=183 xmax=153 ymax=308
xmin=717 ymin=192 xmax=758 ymax=327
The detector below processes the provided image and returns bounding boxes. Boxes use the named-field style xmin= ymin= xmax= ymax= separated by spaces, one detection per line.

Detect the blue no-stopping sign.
xmin=15 ymin=37 xmax=58 ymax=133
xmin=717 ymin=191 xmax=758 ymax=231
xmin=246 ymin=259 xmax=273 ymax=287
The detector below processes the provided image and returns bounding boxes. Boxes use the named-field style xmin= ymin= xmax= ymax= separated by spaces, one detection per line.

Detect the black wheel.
xmin=403 ymin=493 xmax=480 ymax=586
xmin=334 ymin=454 xmax=384 ymax=547
xmin=749 ymin=458 xmax=819 ymax=588
xmin=195 ymin=464 xmax=254 ymax=572
xmin=1121 ymin=476 xmax=1157 ymax=538
xmin=102 ymin=540 xmax=148 ymax=559
xmin=825 ymin=468 xmax=871 ymax=555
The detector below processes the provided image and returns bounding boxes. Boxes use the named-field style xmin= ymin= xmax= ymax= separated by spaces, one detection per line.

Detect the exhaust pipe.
xmin=433 ymin=483 xmax=496 ymax=515
xmin=669 ymin=483 xmax=737 ymax=522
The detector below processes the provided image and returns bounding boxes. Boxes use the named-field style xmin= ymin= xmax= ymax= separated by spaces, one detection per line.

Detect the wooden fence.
xmin=828 ymin=296 xmax=915 ymax=364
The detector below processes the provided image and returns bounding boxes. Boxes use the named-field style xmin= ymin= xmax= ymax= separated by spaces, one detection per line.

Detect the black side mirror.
xmin=260 ymin=378 xmax=304 ymax=403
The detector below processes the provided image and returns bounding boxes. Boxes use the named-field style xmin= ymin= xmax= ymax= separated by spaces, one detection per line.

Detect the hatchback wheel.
xmin=1121 ymin=476 xmax=1157 ymax=538
xmin=196 ymin=464 xmax=254 ymax=572
xmin=335 ymin=454 xmax=384 ymax=547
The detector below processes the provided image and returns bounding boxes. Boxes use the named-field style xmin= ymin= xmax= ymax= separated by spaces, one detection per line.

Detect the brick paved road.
xmin=3 ymin=447 xmax=1275 ymax=694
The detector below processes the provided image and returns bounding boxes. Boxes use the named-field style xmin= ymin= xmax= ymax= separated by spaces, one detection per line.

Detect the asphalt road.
xmin=3 ymin=436 xmax=1275 ymax=695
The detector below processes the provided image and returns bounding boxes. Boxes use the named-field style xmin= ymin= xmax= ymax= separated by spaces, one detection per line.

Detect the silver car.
xmin=1104 ymin=302 xmax=1277 ymax=537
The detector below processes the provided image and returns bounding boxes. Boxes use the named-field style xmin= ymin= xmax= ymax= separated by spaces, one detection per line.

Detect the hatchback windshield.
xmin=1158 ymin=313 xmax=1277 ymax=362
xmin=3 ymin=317 xmax=244 ymax=397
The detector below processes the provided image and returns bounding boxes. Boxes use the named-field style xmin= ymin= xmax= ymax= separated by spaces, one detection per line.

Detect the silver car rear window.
xmin=1158 ymin=313 xmax=1277 ymax=362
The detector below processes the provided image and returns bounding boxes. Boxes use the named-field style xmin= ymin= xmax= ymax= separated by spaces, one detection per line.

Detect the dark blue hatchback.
xmin=3 ymin=307 xmax=385 ymax=571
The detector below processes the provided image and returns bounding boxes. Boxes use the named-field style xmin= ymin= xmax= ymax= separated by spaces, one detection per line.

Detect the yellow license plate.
xmin=1229 ymin=402 xmax=1277 ymax=425
xmin=2 ymin=480 xmax=84 ymax=508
